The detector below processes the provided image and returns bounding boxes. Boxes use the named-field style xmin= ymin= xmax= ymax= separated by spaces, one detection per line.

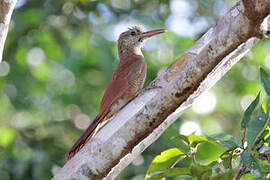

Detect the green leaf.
xmin=177 ymin=157 xmax=193 ymax=168
xmin=201 ymin=169 xmax=212 ymax=179
xmin=262 ymin=101 xmax=268 ymax=114
xmin=191 ymin=164 xmax=212 ymax=178
xmin=241 ymin=92 xmax=260 ymax=129
xmin=171 ymin=135 xmax=190 ymax=154
xmin=219 ymin=148 xmax=239 ymax=170
xmin=260 ymin=68 xmax=270 ymax=96
xmin=147 ymin=167 xmax=191 ymax=180
xmin=211 ymin=133 xmax=238 ymax=149
xmin=187 ymin=135 xmax=209 ymax=147
xmin=259 ymin=159 xmax=270 ymax=173
xmin=211 ymin=171 xmax=235 ymax=180
xmin=247 ymin=111 xmax=269 ymax=148
xmin=241 ymin=151 xmax=262 ymax=178
xmin=171 ymin=134 xmax=189 ymax=143
xmin=222 ymin=156 xmax=232 ymax=169
xmin=241 ymin=173 xmax=261 ymax=180
xmin=195 ymin=142 xmax=227 ymax=165
xmin=145 ymin=148 xmax=185 ymax=180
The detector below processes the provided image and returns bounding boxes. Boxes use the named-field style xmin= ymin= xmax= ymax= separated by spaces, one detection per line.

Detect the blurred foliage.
xmin=0 ymin=0 xmax=269 ymax=179
xmin=145 ymin=68 xmax=270 ymax=180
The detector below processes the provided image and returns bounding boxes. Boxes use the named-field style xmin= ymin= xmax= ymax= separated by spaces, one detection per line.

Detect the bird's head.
xmin=118 ymin=27 xmax=166 ymax=56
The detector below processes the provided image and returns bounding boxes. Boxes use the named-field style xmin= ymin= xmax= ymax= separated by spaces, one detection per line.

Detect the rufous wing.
xmin=99 ymin=57 xmax=144 ymax=118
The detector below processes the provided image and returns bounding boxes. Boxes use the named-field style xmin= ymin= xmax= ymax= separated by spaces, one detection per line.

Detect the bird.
xmin=66 ymin=27 xmax=166 ymax=161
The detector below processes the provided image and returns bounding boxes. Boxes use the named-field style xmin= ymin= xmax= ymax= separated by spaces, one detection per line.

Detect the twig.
xmin=257 ymin=153 xmax=270 ymax=162
xmin=251 ymin=138 xmax=262 ymax=151
xmin=234 ymin=164 xmax=247 ymax=180
xmin=256 ymin=139 xmax=265 ymax=152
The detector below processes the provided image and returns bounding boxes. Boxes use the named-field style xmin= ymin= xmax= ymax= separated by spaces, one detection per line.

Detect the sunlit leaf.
xmin=187 ymin=135 xmax=209 ymax=146
xmin=241 ymin=173 xmax=261 ymax=180
xmin=262 ymin=101 xmax=268 ymax=114
xmin=241 ymin=92 xmax=260 ymax=129
xmin=145 ymin=148 xmax=185 ymax=180
xmin=195 ymin=142 xmax=227 ymax=165
xmin=147 ymin=167 xmax=191 ymax=180
xmin=263 ymin=126 xmax=270 ymax=141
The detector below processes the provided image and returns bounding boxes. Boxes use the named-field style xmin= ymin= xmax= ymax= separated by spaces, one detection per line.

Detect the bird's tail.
xmin=65 ymin=115 xmax=101 ymax=161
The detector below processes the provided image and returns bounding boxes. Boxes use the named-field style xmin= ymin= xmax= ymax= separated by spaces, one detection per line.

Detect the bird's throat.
xmin=119 ymin=46 xmax=143 ymax=60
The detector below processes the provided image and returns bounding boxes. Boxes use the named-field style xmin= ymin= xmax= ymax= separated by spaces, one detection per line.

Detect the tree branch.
xmin=0 ymin=0 xmax=17 ymax=63
xmin=234 ymin=164 xmax=248 ymax=180
xmin=258 ymin=153 xmax=270 ymax=162
xmin=53 ymin=0 xmax=270 ymax=179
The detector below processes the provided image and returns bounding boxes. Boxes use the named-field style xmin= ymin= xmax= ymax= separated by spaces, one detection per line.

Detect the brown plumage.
xmin=65 ymin=27 xmax=166 ymax=160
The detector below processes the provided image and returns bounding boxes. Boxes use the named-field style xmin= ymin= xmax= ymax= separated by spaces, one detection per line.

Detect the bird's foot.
xmin=137 ymin=82 xmax=163 ymax=96
xmin=145 ymin=84 xmax=163 ymax=91
xmin=146 ymin=80 xmax=164 ymax=90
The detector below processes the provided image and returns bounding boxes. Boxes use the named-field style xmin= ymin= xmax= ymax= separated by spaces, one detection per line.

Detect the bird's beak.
xmin=141 ymin=29 xmax=166 ymax=38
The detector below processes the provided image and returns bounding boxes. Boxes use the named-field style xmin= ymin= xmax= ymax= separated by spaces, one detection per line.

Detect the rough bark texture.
xmin=53 ymin=0 xmax=270 ymax=179
xmin=0 ymin=0 xmax=17 ymax=63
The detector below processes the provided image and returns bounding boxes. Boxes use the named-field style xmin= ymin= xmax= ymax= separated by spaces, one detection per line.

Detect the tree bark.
xmin=53 ymin=0 xmax=270 ymax=179
xmin=0 ymin=0 xmax=17 ymax=63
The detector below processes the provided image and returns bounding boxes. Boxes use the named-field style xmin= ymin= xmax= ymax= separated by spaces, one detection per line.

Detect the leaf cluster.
xmin=145 ymin=68 xmax=270 ymax=180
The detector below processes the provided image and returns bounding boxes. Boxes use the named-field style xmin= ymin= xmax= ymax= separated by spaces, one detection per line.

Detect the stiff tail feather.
xmin=65 ymin=115 xmax=101 ymax=161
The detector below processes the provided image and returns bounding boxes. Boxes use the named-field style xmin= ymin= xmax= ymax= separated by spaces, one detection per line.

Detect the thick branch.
xmin=0 ymin=0 xmax=17 ymax=63
xmin=53 ymin=0 xmax=270 ymax=179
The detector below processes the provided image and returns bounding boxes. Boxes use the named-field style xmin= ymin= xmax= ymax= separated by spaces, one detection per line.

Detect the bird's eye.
xmin=131 ymin=31 xmax=136 ymax=36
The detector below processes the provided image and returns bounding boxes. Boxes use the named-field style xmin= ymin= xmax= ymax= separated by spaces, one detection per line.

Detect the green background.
xmin=0 ymin=0 xmax=269 ymax=179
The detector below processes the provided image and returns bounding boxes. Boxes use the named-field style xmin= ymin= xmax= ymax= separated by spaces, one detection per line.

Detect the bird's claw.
xmin=137 ymin=83 xmax=163 ymax=96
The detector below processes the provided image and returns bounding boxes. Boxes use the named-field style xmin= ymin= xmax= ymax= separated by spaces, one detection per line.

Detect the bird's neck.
xmin=118 ymin=46 xmax=144 ymax=60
